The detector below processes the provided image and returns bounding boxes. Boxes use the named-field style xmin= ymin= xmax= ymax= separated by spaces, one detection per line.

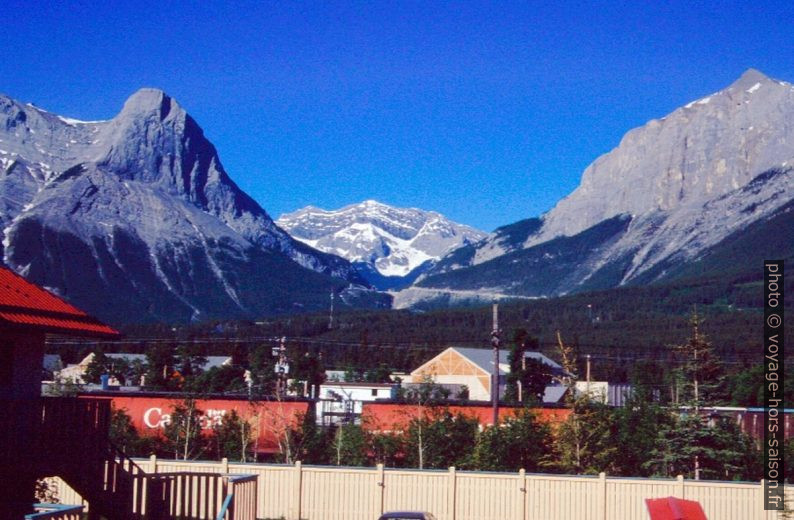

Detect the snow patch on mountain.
xmin=277 ymin=200 xmax=486 ymax=278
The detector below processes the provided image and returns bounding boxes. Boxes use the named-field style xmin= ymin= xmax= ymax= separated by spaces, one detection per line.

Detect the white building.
xmin=317 ymin=382 xmax=398 ymax=425
xmin=575 ymin=381 xmax=634 ymax=406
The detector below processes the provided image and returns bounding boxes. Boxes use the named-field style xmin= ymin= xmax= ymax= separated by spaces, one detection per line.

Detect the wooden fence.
xmin=50 ymin=457 xmax=791 ymax=520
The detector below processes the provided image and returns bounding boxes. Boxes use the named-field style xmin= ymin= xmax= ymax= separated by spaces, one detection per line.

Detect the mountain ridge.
xmin=406 ymin=69 xmax=794 ymax=305
xmin=277 ymin=199 xmax=486 ymax=287
xmin=0 ymin=89 xmax=383 ymax=323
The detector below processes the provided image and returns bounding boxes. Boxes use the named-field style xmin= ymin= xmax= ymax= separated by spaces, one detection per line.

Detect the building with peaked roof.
xmin=0 ymin=266 xmax=119 ymax=517
xmin=409 ymin=346 xmax=565 ymax=402
xmin=1 ymin=267 xmax=261 ymax=518
xmin=0 ymin=267 xmax=118 ymax=337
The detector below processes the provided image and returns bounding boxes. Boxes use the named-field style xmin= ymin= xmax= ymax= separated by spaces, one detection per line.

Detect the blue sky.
xmin=2 ymin=1 xmax=793 ymax=231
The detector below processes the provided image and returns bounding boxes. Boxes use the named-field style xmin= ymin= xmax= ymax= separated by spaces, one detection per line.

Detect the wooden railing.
xmin=219 ymin=475 xmax=258 ymax=520
xmin=103 ymin=444 xmax=148 ymax=516
xmin=24 ymin=503 xmax=83 ymax=520
xmin=130 ymin=472 xmax=258 ymax=520
xmin=8 ymin=397 xmax=258 ymax=519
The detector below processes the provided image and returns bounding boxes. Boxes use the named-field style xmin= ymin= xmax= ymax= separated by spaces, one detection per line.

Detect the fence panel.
xmin=300 ymin=466 xmax=382 ymax=520
xmin=455 ymin=471 xmax=523 ymax=520
xmin=606 ymin=478 xmax=679 ymax=520
xmin=382 ymin=469 xmax=451 ymax=520
xmin=48 ymin=458 xmax=790 ymax=520
xmin=524 ymin=474 xmax=602 ymax=519
xmin=686 ymin=480 xmax=764 ymax=520
xmin=230 ymin=463 xmax=293 ymax=519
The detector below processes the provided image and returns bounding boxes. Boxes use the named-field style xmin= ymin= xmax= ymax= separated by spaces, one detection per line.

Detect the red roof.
xmin=646 ymin=497 xmax=708 ymax=520
xmin=0 ymin=267 xmax=118 ymax=337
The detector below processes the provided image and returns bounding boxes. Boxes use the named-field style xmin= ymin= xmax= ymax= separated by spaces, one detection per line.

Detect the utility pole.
xmin=491 ymin=303 xmax=500 ymax=426
xmin=274 ymin=336 xmax=288 ymax=399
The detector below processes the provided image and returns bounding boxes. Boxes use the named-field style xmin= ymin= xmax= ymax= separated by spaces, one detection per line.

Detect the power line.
xmin=45 ymin=335 xmax=770 ymax=366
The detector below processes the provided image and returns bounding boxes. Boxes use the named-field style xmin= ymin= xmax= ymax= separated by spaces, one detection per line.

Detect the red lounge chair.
xmin=646 ymin=497 xmax=708 ymax=520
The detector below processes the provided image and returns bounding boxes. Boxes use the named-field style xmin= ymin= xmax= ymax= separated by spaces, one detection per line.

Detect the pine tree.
xmin=175 ymin=343 xmax=208 ymax=382
xmin=672 ymin=310 xmax=725 ymax=405
xmin=109 ymin=408 xmax=152 ymax=456
xmin=555 ymin=400 xmax=619 ymax=474
xmin=83 ymin=350 xmax=111 ymax=384
xmin=145 ymin=343 xmax=177 ymax=390
xmin=612 ymin=388 xmax=672 ymax=476
xmin=248 ymin=343 xmax=277 ymax=397
xmin=644 ymin=412 xmax=758 ymax=480
xmin=505 ymin=330 xmax=551 ymax=404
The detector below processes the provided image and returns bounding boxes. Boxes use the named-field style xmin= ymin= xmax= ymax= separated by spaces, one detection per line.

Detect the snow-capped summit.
xmin=277 ymin=200 xmax=486 ymax=284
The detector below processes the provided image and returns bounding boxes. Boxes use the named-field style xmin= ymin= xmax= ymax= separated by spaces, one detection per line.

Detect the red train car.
xmin=79 ymin=393 xmax=310 ymax=455
xmin=361 ymin=402 xmax=572 ymax=432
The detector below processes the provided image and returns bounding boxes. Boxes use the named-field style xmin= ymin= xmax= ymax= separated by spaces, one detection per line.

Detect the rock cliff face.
xmin=535 ymin=68 xmax=794 ymax=243
xmin=408 ymin=69 xmax=794 ymax=304
xmin=0 ymin=89 xmax=381 ymax=323
xmin=277 ymin=200 xmax=485 ymax=288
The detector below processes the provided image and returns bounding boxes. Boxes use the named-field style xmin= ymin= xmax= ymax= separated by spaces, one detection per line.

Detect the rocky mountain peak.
xmin=408 ymin=69 xmax=794 ymax=307
xmin=277 ymin=201 xmax=486 ymax=281
xmin=0 ymin=90 xmax=373 ymax=322
xmin=118 ymin=88 xmax=179 ymax=120
xmin=531 ymin=68 xmax=794 ymax=245
xmin=728 ymin=68 xmax=772 ymax=92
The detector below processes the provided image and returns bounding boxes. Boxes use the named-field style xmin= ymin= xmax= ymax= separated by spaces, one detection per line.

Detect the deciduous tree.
xmin=472 ymin=409 xmax=553 ymax=472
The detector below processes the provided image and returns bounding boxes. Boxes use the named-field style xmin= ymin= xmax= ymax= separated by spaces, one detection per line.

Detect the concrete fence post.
xmin=221 ymin=457 xmax=229 ymax=474
xmin=377 ymin=463 xmax=386 ymax=515
xmin=599 ymin=472 xmax=607 ymax=520
xmin=676 ymin=475 xmax=685 ymax=498
xmin=145 ymin=454 xmax=158 ymax=514
xmin=519 ymin=469 xmax=526 ymax=520
xmin=448 ymin=466 xmax=457 ymax=520
xmin=293 ymin=460 xmax=303 ymax=520
xmin=759 ymin=479 xmax=768 ymax=520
